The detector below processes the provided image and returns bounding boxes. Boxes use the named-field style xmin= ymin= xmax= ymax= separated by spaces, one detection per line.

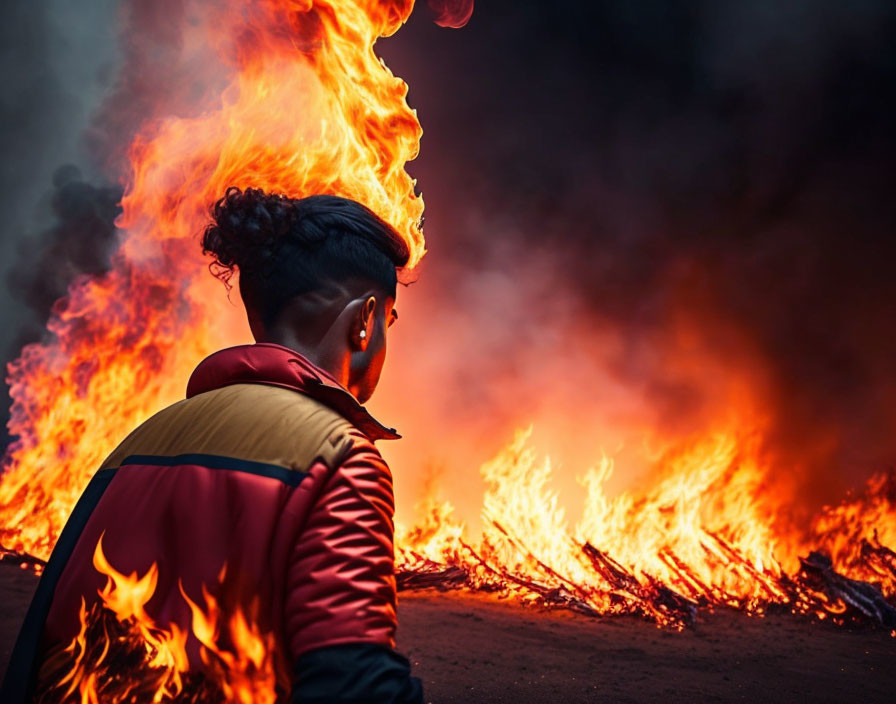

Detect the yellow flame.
xmin=0 ymin=0 xmax=423 ymax=559
xmin=43 ymin=537 xmax=276 ymax=702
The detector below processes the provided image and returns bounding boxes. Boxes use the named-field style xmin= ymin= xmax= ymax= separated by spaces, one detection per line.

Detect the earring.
xmin=359 ymin=330 xmax=367 ymax=339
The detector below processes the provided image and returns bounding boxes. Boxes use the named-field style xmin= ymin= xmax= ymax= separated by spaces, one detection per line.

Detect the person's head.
xmin=202 ymin=187 xmax=409 ymax=403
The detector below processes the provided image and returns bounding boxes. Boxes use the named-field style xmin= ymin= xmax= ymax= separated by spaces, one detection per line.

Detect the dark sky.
xmin=2 ymin=0 xmax=895 ymax=507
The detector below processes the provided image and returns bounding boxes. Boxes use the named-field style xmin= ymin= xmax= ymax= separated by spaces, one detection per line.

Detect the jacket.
xmin=1 ymin=342 xmax=422 ymax=703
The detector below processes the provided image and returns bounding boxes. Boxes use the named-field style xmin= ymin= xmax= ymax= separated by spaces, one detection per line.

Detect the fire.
xmin=396 ymin=427 xmax=896 ymax=630
xmin=37 ymin=535 xmax=277 ymax=702
xmin=0 ymin=0 xmax=423 ymax=559
xmin=0 ymin=2 xmax=895 ymax=696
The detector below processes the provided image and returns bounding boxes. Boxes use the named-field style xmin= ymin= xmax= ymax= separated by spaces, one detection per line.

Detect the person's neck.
xmin=264 ymin=329 xmax=350 ymax=389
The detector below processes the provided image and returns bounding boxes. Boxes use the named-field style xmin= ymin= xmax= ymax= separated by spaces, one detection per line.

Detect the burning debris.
xmin=797 ymin=551 xmax=896 ymax=630
xmin=395 ymin=530 xmax=896 ymax=633
xmin=393 ymin=431 xmax=896 ymax=633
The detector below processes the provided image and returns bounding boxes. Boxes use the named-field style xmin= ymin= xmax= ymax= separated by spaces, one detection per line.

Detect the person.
xmin=1 ymin=187 xmax=423 ymax=703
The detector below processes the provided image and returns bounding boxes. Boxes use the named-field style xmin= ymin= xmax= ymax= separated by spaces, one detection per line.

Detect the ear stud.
xmin=360 ymin=330 xmax=367 ymax=339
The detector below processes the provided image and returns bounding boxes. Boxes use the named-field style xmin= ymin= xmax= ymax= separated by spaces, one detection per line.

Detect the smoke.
xmin=0 ymin=0 xmax=226 ymax=444
xmin=7 ymin=166 xmax=122 ymax=351
xmin=2 ymin=1 xmax=895 ymax=523
xmin=0 ymin=1 xmax=119 ymax=442
xmin=373 ymin=0 xmax=896 ymax=516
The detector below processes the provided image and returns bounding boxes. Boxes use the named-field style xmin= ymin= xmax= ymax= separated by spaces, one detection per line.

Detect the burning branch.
xmin=797 ymin=551 xmax=896 ymax=630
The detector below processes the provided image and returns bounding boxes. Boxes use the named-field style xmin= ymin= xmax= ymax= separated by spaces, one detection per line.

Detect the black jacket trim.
xmin=120 ymin=453 xmax=309 ymax=487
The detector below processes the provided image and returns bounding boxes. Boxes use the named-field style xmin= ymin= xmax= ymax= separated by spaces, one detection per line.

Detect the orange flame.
xmin=1 ymin=0 xmax=894 ymax=676
xmin=397 ymin=426 xmax=896 ymax=627
xmin=38 ymin=535 xmax=276 ymax=702
xmin=0 ymin=0 xmax=423 ymax=559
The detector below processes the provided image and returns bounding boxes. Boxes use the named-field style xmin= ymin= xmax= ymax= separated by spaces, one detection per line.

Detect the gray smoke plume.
xmin=0 ymin=0 xmax=120 ymax=441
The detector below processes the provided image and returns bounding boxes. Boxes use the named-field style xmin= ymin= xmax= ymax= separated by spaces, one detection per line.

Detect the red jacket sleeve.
xmin=284 ymin=435 xmax=398 ymax=661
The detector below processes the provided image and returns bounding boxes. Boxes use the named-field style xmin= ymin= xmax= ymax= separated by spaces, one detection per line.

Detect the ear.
xmin=350 ymin=296 xmax=377 ymax=351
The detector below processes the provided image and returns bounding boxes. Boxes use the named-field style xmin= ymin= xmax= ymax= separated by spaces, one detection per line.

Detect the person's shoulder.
xmin=198 ymin=382 xmax=367 ymax=471
xmin=100 ymin=383 xmax=363 ymax=473
xmin=224 ymin=382 xmax=353 ymax=428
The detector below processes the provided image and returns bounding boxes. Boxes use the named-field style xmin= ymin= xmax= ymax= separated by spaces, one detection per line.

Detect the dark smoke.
xmin=377 ymin=0 xmax=896 ymax=507
xmin=0 ymin=0 xmax=119 ymax=442
xmin=0 ymin=0 xmax=210 ymax=447
xmin=7 ymin=166 xmax=122 ymax=351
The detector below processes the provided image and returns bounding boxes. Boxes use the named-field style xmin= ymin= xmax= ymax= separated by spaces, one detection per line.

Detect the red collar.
xmin=186 ymin=343 xmax=400 ymax=442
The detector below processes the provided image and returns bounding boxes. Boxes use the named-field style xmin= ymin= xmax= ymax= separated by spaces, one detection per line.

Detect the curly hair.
xmin=202 ymin=187 xmax=410 ymax=327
